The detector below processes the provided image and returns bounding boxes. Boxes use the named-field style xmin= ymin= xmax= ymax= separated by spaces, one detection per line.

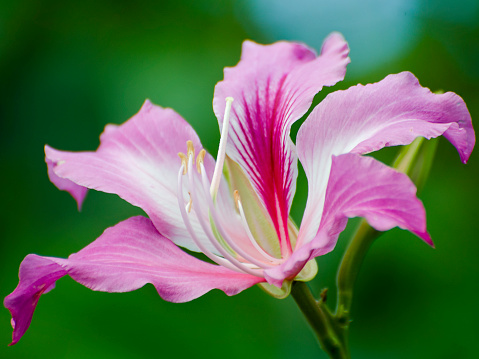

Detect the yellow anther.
xmin=233 ymin=190 xmax=240 ymax=209
xmin=187 ymin=140 xmax=195 ymax=159
xmin=186 ymin=192 xmax=193 ymax=213
xmin=196 ymin=149 xmax=206 ymax=173
xmin=178 ymin=152 xmax=188 ymax=174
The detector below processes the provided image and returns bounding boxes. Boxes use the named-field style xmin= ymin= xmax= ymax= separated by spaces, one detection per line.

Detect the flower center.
xmin=176 ymin=97 xmax=283 ymax=276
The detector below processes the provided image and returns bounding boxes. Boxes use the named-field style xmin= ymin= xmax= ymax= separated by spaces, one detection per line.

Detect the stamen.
xmin=186 ymin=192 xmax=193 ymax=213
xmin=200 ymin=162 xmax=276 ymax=269
xmin=178 ymin=153 xmax=188 ymax=174
xmin=187 ymin=157 xmax=264 ymax=276
xmin=176 ymin=164 xmax=243 ymax=273
xmin=233 ymin=190 xmax=240 ymax=209
xmin=210 ymin=97 xmax=234 ymax=198
xmin=235 ymin=190 xmax=283 ymax=264
xmin=186 ymin=140 xmax=195 ymax=159
xmin=196 ymin=149 xmax=206 ymax=174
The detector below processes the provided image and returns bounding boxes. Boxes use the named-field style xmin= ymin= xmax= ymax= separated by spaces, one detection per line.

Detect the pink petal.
xmin=45 ymin=100 xmax=218 ymax=253
xmin=264 ymin=154 xmax=430 ymax=287
xmin=318 ymin=154 xmax=431 ymax=247
xmin=4 ymin=255 xmax=66 ymax=346
xmin=297 ymin=72 xmax=474 ymax=245
xmin=213 ymin=33 xmax=349 ymax=254
xmin=4 ymin=216 xmax=262 ymax=345
xmin=301 ymin=71 xmax=474 ymax=162
xmin=46 ymin=157 xmax=88 ymax=210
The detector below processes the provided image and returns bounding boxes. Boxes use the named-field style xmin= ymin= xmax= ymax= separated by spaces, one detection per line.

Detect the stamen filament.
xmin=200 ymin=163 xmax=275 ymax=269
xmin=176 ymin=165 xmax=240 ymax=272
xmin=235 ymin=192 xmax=283 ymax=264
xmin=186 ymin=192 xmax=193 ymax=213
xmin=187 ymin=155 xmax=264 ymax=277
xmin=210 ymin=97 xmax=234 ymax=199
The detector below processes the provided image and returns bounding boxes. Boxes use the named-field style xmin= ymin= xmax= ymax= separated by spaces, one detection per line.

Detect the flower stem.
xmin=335 ymin=137 xmax=438 ymax=321
xmin=335 ymin=220 xmax=380 ymax=322
xmin=291 ymin=281 xmax=350 ymax=359
xmin=291 ymin=138 xmax=438 ymax=357
xmin=291 ymin=221 xmax=378 ymax=358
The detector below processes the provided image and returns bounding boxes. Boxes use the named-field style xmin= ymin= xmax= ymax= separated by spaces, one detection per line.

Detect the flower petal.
xmin=264 ymin=154 xmax=429 ymax=287
xmin=4 ymin=255 xmax=66 ymax=346
xmin=317 ymin=154 xmax=431 ymax=247
xmin=4 ymin=216 xmax=263 ymax=345
xmin=304 ymin=71 xmax=474 ymax=162
xmin=213 ymin=33 xmax=350 ymax=254
xmin=45 ymin=100 xmax=218 ymax=253
xmin=297 ymin=72 xmax=474 ymax=245
xmin=46 ymin=157 xmax=88 ymax=210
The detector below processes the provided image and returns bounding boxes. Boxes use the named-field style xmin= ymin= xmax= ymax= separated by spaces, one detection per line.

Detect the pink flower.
xmin=5 ymin=33 xmax=474 ymax=346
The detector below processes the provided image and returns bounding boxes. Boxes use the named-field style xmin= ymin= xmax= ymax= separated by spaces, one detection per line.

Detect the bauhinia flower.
xmin=5 ymin=33 xmax=474 ymax=346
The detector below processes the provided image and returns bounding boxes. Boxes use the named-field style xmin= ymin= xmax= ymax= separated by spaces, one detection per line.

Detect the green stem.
xmin=291 ymin=138 xmax=438 ymax=357
xmin=334 ymin=137 xmax=438 ymax=319
xmin=336 ymin=220 xmax=380 ymax=322
xmin=291 ymin=281 xmax=350 ymax=359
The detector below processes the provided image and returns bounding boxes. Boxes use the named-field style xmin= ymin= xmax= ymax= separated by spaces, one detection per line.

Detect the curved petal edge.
xmin=4 ymin=216 xmax=263 ymax=345
xmin=44 ymin=100 xmax=221 ymax=254
xmin=264 ymin=154 xmax=430 ymax=287
xmin=46 ymin=156 xmax=88 ymax=210
xmin=213 ymin=33 xmax=350 ymax=255
xmin=296 ymin=71 xmax=474 ymax=247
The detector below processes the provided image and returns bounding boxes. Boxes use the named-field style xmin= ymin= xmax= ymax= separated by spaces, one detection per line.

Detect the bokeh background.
xmin=1 ymin=0 xmax=478 ymax=358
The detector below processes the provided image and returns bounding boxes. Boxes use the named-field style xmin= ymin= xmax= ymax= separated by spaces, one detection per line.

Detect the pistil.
xmin=210 ymin=97 xmax=234 ymax=199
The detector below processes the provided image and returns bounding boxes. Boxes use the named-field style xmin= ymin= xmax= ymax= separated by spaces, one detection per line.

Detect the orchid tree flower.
xmin=4 ymin=33 xmax=474 ymax=349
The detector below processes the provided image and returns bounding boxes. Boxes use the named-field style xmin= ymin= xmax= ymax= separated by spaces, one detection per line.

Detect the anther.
xmin=186 ymin=192 xmax=193 ymax=213
xmin=233 ymin=190 xmax=240 ymax=209
xmin=187 ymin=140 xmax=195 ymax=159
xmin=196 ymin=149 xmax=206 ymax=174
xmin=178 ymin=152 xmax=188 ymax=174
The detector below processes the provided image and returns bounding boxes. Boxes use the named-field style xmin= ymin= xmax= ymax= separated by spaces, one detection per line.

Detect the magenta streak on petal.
xmin=231 ymin=77 xmax=293 ymax=257
xmin=213 ymin=36 xmax=350 ymax=260
xmin=263 ymin=153 xmax=432 ymax=288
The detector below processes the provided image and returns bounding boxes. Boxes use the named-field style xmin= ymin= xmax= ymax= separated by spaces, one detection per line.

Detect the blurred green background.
xmin=1 ymin=0 xmax=478 ymax=358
